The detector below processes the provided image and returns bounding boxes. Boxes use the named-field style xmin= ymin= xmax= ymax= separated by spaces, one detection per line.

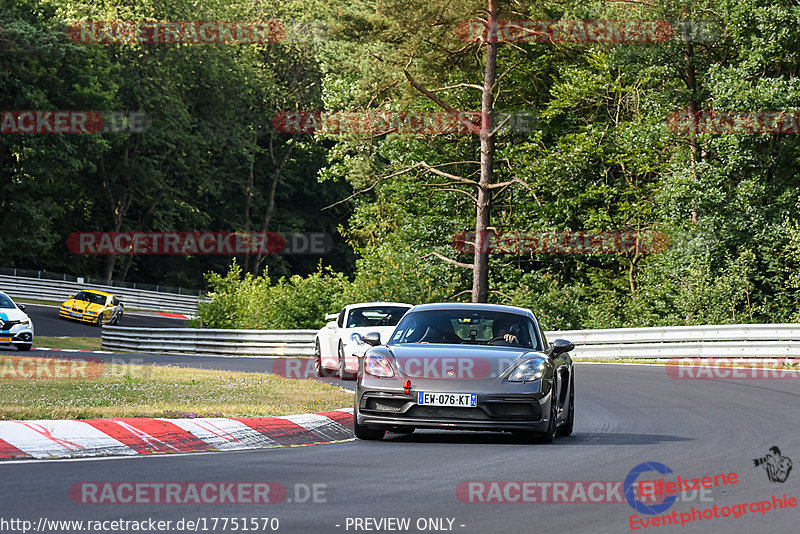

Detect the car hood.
xmin=64 ymin=299 xmax=105 ymax=312
xmin=0 ymin=308 xmax=29 ymax=323
xmin=382 ymin=343 xmax=546 ymax=379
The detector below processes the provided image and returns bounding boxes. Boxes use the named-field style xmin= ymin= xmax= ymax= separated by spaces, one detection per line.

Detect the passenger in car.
xmin=418 ymin=317 xmax=462 ymax=344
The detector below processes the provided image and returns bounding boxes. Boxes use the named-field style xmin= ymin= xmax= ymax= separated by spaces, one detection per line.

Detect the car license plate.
xmin=0 ymin=337 xmax=11 ymax=343
xmin=70 ymin=312 xmax=82 ymax=318
xmin=417 ymin=392 xmax=477 ymax=408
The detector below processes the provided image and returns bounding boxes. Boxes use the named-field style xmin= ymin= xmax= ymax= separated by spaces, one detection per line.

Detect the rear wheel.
xmin=314 ymin=339 xmax=324 ymax=377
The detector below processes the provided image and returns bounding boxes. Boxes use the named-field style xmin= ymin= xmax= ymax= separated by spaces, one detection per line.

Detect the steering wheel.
xmin=487 ymin=335 xmax=512 ymax=345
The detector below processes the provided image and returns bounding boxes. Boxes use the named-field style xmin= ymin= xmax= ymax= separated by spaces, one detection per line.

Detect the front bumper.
xmin=356 ymin=379 xmax=553 ymax=433
xmin=0 ymin=327 xmax=34 ymax=346
xmin=59 ymin=308 xmax=101 ymax=324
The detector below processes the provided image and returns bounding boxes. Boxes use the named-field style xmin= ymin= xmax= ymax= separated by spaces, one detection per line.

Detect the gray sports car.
xmin=354 ymin=302 xmax=575 ymax=442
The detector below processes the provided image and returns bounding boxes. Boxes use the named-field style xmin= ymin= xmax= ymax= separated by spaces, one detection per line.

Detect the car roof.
xmin=76 ymin=289 xmax=113 ymax=297
xmin=346 ymin=302 xmax=412 ymax=310
xmin=409 ymin=302 xmax=535 ymax=317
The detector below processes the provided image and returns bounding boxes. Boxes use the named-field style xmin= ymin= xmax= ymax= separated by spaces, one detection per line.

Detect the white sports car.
xmin=314 ymin=302 xmax=412 ymax=379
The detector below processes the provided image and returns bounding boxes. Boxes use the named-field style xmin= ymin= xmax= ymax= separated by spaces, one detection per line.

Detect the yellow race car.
xmin=59 ymin=289 xmax=124 ymax=326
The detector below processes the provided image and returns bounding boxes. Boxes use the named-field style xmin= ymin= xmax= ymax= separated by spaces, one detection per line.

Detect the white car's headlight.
xmin=508 ymin=358 xmax=547 ymax=382
xmin=20 ymin=319 xmax=30 ymax=326
xmin=350 ymin=333 xmax=364 ymax=345
xmin=364 ymin=353 xmax=395 ymax=378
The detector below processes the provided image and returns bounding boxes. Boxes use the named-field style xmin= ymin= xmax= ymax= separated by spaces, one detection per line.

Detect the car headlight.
xmin=364 ymin=353 xmax=395 ymax=378
xmin=20 ymin=319 xmax=30 ymax=326
xmin=63 ymin=305 xmax=71 ymax=310
xmin=508 ymin=358 xmax=547 ymax=382
xmin=350 ymin=333 xmax=364 ymax=345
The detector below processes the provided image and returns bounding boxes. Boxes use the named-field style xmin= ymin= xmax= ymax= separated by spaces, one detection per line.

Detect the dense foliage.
xmin=2 ymin=0 xmax=799 ymax=329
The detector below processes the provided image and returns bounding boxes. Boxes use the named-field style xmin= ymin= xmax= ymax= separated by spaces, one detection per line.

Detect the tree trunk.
xmin=682 ymin=21 xmax=700 ymax=224
xmin=243 ymin=133 xmax=257 ymax=273
xmin=472 ymin=0 xmax=498 ymax=303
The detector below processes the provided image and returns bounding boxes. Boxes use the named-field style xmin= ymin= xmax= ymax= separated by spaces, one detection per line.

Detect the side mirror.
xmin=362 ymin=332 xmax=381 ymax=346
xmin=324 ymin=313 xmax=338 ymax=321
xmin=17 ymin=304 xmax=25 ymax=311
xmin=551 ymin=338 xmax=574 ymax=355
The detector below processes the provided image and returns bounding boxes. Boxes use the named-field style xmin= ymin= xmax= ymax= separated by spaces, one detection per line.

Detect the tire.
xmin=314 ymin=339 xmax=324 ymax=377
xmin=538 ymin=394 xmax=559 ymax=444
xmin=389 ymin=427 xmax=414 ymax=435
xmin=96 ymin=314 xmax=103 ymax=327
xmin=353 ymin=400 xmax=385 ymax=441
xmin=113 ymin=311 xmax=122 ymax=325
xmin=558 ymin=375 xmax=575 ymax=437
xmin=14 ymin=344 xmax=31 ymax=352
xmin=339 ymin=341 xmax=356 ymax=380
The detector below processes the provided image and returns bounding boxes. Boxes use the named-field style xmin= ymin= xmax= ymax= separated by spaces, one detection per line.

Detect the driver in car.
xmin=492 ymin=318 xmax=520 ymax=345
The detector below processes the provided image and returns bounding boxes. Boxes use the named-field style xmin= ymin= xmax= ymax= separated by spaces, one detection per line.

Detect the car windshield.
xmin=346 ymin=306 xmax=409 ymax=328
xmin=73 ymin=291 xmax=107 ymax=305
xmin=0 ymin=294 xmax=16 ymax=309
xmin=388 ymin=309 xmax=541 ymax=350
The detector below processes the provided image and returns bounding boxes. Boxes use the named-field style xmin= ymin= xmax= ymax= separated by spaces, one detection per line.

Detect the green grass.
xmin=35 ymin=336 xmax=103 ymax=351
xmin=0 ymin=359 xmax=352 ymax=420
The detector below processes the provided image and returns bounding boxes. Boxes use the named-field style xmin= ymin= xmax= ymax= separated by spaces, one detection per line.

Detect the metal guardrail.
xmin=102 ymin=327 xmax=316 ymax=357
xmin=1 ymin=275 xmax=205 ymax=316
xmin=101 ymin=323 xmax=800 ymax=359
xmin=549 ymin=324 xmax=800 ymax=359
xmin=0 ymin=268 xmax=204 ymax=295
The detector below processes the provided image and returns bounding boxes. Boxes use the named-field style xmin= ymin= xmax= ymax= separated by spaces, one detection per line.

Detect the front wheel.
xmin=96 ymin=314 xmax=103 ymax=327
xmin=112 ymin=311 xmax=122 ymax=325
xmin=353 ymin=401 xmax=385 ymax=440
xmin=339 ymin=341 xmax=356 ymax=380
xmin=538 ymin=396 xmax=558 ymax=444
xmin=14 ymin=343 xmax=31 ymax=352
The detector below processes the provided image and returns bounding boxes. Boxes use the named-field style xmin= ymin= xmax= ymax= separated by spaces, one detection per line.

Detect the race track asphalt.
xmin=24 ymin=304 xmax=187 ymax=338
xmin=3 ymin=362 xmax=798 ymax=534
